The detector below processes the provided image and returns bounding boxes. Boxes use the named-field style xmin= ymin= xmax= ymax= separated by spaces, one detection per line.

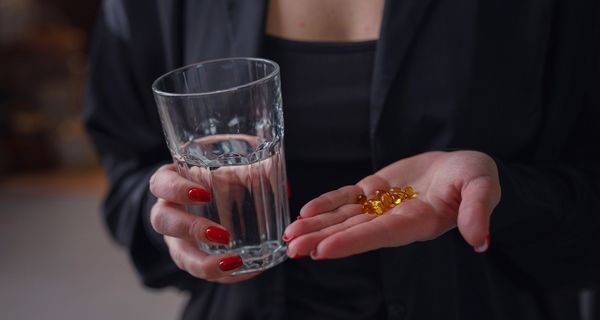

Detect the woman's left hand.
xmin=283 ymin=151 xmax=501 ymax=259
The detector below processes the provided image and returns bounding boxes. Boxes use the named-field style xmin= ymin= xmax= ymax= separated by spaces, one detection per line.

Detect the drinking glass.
xmin=152 ymin=58 xmax=290 ymax=274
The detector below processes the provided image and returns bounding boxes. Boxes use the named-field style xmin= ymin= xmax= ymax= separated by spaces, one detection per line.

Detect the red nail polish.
xmin=296 ymin=215 xmax=303 ymax=220
xmin=291 ymin=254 xmax=306 ymax=259
xmin=219 ymin=256 xmax=243 ymax=271
xmin=205 ymin=226 xmax=230 ymax=245
xmin=282 ymin=234 xmax=294 ymax=242
xmin=188 ymin=188 xmax=211 ymax=202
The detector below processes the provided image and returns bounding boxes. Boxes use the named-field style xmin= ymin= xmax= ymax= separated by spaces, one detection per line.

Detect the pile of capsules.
xmin=356 ymin=186 xmax=418 ymax=215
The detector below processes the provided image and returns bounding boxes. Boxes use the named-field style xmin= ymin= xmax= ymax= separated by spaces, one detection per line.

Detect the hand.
xmin=149 ymin=164 xmax=259 ymax=283
xmin=283 ymin=151 xmax=501 ymax=259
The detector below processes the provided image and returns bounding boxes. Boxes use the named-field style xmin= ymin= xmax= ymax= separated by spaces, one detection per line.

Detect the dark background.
xmin=0 ymin=1 xmax=185 ymax=319
xmin=0 ymin=0 xmax=100 ymax=174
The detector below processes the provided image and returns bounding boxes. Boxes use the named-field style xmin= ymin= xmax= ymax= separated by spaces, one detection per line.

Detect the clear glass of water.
xmin=152 ymin=58 xmax=290 ymax=275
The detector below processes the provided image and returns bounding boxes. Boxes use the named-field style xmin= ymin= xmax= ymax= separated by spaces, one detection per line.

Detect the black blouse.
xmin=84 ymin=1 xmax=600 ymax=319
xmin=263 ymin=35 xmax=374 ymax=164
xmin=263 ymin=35 xmax=383 ymax=318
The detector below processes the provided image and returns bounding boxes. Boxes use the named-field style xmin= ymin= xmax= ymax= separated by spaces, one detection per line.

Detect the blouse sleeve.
xmin=83 ymin=0 xmax=204 ymax=290
xmin=490 ymin=45 xmax=600 ymax=289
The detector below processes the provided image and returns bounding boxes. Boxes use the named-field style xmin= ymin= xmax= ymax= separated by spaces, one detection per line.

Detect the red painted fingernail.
xmin=205 ymin=226 xmax=230 ymax=245
xmin=219 ymin=256 xmax=243 ymax=271
xmin=291 ymin=254 xmax=307 ymax=259
xmin=296 ymin=215 xmax=303 ymax=220
xmin=188 ymin=188 xmax=211 ymax=202
xmin=474 ymin=234 xmax=491 ymax=253
xmin=282 ymin=234 xmax=294 ymax=242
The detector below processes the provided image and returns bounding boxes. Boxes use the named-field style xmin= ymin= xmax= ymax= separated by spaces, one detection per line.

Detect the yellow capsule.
xmin=389 ymin=187 xmax=404 ymax=194
xmin=390 ymin=193 xmax=403 ymax=205
xmin=355 ymin=194 xmax=367 ymax=205
xmin=362 ymin=202 xmax=376 ymax=214
xmin=374 ymin=189 xmax=386 ymax=198
xmin=376 ymin=190 xmax=395 ymax=209
xmin=361 ymin=186 xmax=418 ymax=215
xmin=366 ymin=199 xmax=385 ymax=215
xmin=389 ymin=188 xmax=408 ymax=201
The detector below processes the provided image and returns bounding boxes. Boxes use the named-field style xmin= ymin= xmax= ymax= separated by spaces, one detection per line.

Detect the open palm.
xmin=283 ymin=151 xmax=501 ymax=259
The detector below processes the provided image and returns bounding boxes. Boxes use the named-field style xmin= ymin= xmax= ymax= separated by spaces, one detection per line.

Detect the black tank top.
xmin=263 ymin=36 xmax=385 ymax=319
xmin=264 ymin=35 xmax=373 ymax=164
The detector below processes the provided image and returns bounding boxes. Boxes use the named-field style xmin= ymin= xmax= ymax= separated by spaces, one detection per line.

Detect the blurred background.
xmin=0 ymin=0 xmax=186 ymax=318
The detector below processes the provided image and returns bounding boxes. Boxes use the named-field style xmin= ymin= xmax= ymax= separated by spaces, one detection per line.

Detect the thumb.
xmin=456 ymin=175 xmax=501 ymax=253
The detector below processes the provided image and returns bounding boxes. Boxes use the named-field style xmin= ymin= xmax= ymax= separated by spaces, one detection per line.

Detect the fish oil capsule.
xmin=389 ymin=187 xmax=404 ymax=194
xmin=362 ymin=202 xmax=376 ymax=214
xmin=356 ymin=194 xmax=367 ymax=205
xmin=365 ymin=199 xmax=385 ymax=215
xmin=404 ymin=186 xmax=418 ymax=198
xmin=361 ymin=185 xmax=418 ymax=215
xmin=389 ymin=187 xmax=407 ymax=198
xmin=390 ymin=193 xmax=403 ymax=205
xmin=375 ymin=189 xmax=395 ymax=209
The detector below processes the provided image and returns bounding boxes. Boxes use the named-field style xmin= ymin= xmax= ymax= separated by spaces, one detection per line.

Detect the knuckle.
xmin=188 ymin=260 xmax=212 ymax=280
xmin=166 ymin=177 xmax=179 ymax=193
xmin=299 ymin=219 xmax=314 ymax=231
xmin=149 ymin=164 xmax=170 ymax=195
xmin=322 ymin=194 xmax=337 ymax=209
xmin=187 ymin=218 xmax=205 ymax=241
xmin=313 ymin=216 xmax=330 ymax=231
xmin=150 ymin=204 xmax=169 ymax=234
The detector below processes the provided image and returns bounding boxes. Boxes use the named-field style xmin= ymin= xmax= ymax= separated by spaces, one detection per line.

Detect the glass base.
xmin=201 ymin=241 xmax=288 ymax=275
xmin=234 ymin=242 xmax=288 ymax=275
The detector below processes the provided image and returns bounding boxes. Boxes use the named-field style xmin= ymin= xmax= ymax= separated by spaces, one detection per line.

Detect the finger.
xmin=151 ymin=199 xmax=230 ymax=245
xmin=356 ymin=174 xmax=391 ymax=197
xmin=164 ymin=236 xmax=246 ymax=282
xmin=457 ymin=175 xmax=501 ymax=253
xmin=312 ymin=200 xmax=454 ymax=259
xmin=283 ymin=204 xmax=362 ymax=241
xmin=299 ymin=185 xmax=364 ymax=218
xmin=286 ymin=213 xmax=377 ymax=258
xmin=149 ymin=164 xmax=211 ymax=204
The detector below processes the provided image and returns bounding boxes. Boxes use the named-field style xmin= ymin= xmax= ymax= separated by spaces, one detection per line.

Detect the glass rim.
xmin=151 ymin=57 xmax=280 ymax=98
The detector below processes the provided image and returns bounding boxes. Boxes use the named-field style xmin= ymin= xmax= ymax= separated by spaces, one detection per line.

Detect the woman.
xmin=84 ymin=0 xmax=600 ymax=319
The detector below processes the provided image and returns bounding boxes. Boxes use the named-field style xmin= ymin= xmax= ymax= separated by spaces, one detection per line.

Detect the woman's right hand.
xmin=148 ymin=164 xmax=259 ymax=283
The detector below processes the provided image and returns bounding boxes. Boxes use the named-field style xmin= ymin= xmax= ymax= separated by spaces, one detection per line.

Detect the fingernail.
xmin=188 ymin=188 xmax=211 ymax=202
xmin=282 ymin=233 xmax=294 ymax=242
xmin=296 ymin=215 xmax=303 ymax=220
xmin=474 ymin=234 xmax=491 ymax=253
xmin=205 ymin=226 xmax=230 ymax=245
xmin=310 ymin=249 xmax=321 ymax=260
xmin=219 ymin=256 xmax=243 ymax=271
